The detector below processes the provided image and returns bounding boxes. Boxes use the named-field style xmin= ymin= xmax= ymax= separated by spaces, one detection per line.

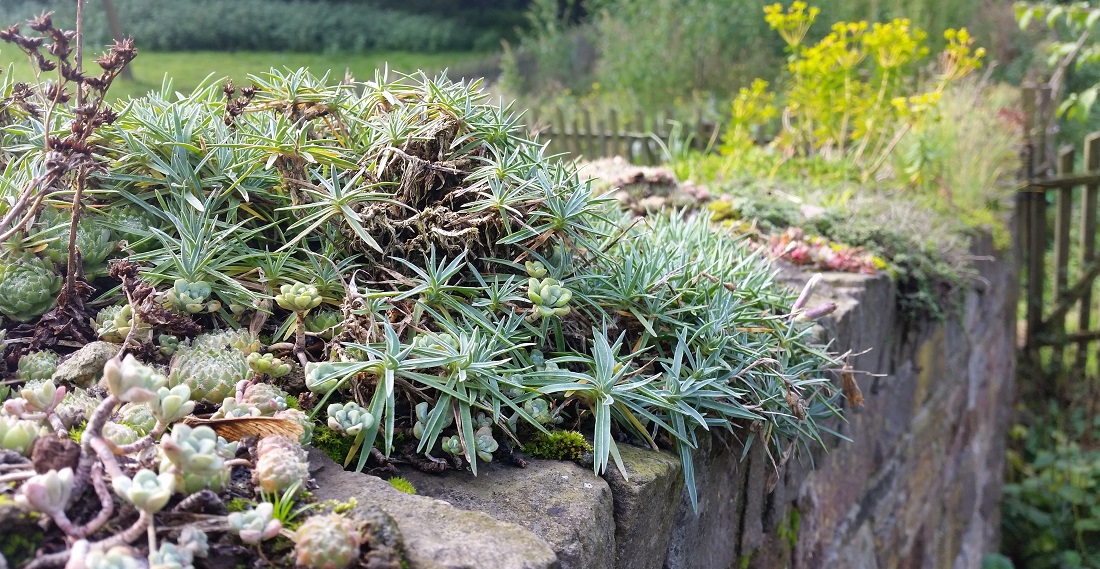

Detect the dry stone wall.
xmin=310 ymin=236 xmax=1016 ymax=569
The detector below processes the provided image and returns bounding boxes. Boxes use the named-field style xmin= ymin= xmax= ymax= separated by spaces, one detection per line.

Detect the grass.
xmin=0 ymin=49 xmax=491 ymax=100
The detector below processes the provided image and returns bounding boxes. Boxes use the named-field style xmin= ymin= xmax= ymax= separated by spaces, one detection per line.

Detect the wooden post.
xmin=583 ymin=108 xmax=595 ymax=158
xmin=1022 ymin=85 xmax=1046 ymax=363
xmin=692 ymin=107 xmax=704 ymax=151
xmin=609 ymin=109 xmax=621 ymax=158
xmin=1078 ymin=133 xmax=1100 ymax=373
xmin=576 ymin=112 xmax=585 ymax=156
xmin=655 ymin=110 xmax=668 ymax=161
xmin=633 ymin=111 xmax=646 ymax=162
xmin=555 ymin=107 xmax=568 ymax=159
xmin=1051 ymin=145 xmax=1075 ymax=375
xmin=599 ymin=113 xmax=610 ymax=157
xmin=637 ymin=110 xmax=652 ymax=165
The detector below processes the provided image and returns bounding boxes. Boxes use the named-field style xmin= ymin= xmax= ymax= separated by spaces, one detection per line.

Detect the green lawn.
xmin=0 ymin=49 xmax=492 ymax=100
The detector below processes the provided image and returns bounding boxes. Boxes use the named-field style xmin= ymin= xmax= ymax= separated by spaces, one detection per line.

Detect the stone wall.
xmin=310 ymin=236 xmax=1016 ymax=569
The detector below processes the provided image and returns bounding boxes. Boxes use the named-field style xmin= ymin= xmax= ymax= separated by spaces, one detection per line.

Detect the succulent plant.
xmin=246 ymin=352 xmax=291 ymax=378
xmin=474 ymin=426 xmax=498 ymax=462
xmin=168 ymin=331 xmax=253 ymax=403
xmin=304 ymin=309 xmax=343 ymax=339
xmin=112 ymin=468 xmax=175 ymax=513
xmin=523 ymin=398 xmax=561 ymax=425
xmin=20 ymin=379 xmax=65 ymax=413
xmin=40 ymin=209 xmax=116 ymax=276
xmin=17 ymin=467 xmax=73 ymax=513
xmin=412 ymin=402 xmax=430 ymax=440
xmin=102 ymin=421 xmax=140 ymax=446
xmin=412 ymin=401 xmax=452 ymax=440
xmin=16 ymin=350 xmax=59 ymax=382
xmin=292 ymin=513 xmax=362 ymax=569
xmin=210 ymin=396 xmax=260 ymax=419
xmin=177 ymin=525 xmax=209 ymax=559
xmin=275 ymin=282 xmax=323 ymax=313
xmin=474 ymin=412 xmax=492 ymax=429
xmin=305 ymin=362 xmax=340 ymax=394
xmin=0 ymin=253 xmax=61 ymax=322
xmin=103 ymin=354 xmax=166 ymax=403
xmin=76 ymin=221 xmax=116 ymax=276
xmin=210 ymin=329 xmax=262 ymax=355
xmin=326 ymin=401 xmax=374 ymax=437
xmin=160 ymin=424 xmax=232 ymax=493
xmin=95 ymin=304 xmax=149 ymax=344
xmin=117 ymin=403 xmax=158 ymax=436
xmin=150 ymin=385 xmax=195 ymax=425
xmin=527 ymin=277 xmax=571 ymax=319
xmin=149 ymin=542 xmax=194 ymax=569
xmin=239 ymin=382 xmax=289 ymax=415
xmin=94 ymin=305 xmax=125 ymax=342
xmin=83 ymin=545 xmax=146 ymax=569
xmin=227 ymin=502 xmax=282 ymax=544
xmin=158 ymin=334 xmax=181 ymax=357
xmin=412 ymin=331 xmax=459 ymax=353
xmin=55 ymin=388 xmax=102 ymax=429
xmin=0 ymin=416 xmax=43 ymax=455
xmin=440 ymin=435 xmax=462 ymax=456
xmin=524 ymin=260 xmax=548 ymax=279
xmin=165 ymin=278 xmax=220 ymax=314
xmin=253 ymin=435 xmax=309 ymax=497
xmin=274 ymin=408 xmax=314 ymax=445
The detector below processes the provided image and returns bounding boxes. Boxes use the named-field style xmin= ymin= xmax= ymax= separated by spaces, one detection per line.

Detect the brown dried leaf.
xmin=841 ymin=360 xmax=864 ymax=409
xmin=182 ymin=416 xmax=303 ymax=442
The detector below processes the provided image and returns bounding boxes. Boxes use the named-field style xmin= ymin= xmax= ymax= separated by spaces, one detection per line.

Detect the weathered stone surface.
xmin=664 ymin=431 xmax=748 ymax=569
xmin=402 ymin=459 xmax=615 ymax=569
xmin=301 ymin=235 xmax=1014 ymax=569
xmin=308 ymin=449 xmax=559 ymax=569
xmin=604 ymin=444 xmax=683 ymax=569
xmin=772 ymin=238 xmax=1015 ymax=569
xmin=52 ymin=341 xmax=119 ymax=387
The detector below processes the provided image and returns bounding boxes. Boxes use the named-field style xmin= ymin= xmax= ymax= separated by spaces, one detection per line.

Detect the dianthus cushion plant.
xmin=0 ymin=69 xmax=842 ymax=509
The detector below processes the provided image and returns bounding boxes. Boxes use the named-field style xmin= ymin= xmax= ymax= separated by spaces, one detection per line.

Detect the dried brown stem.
xmin=69 ymin=463 xmax=114 ymax=538
xmin=112 ymin=422 xmax=165 ymax=455
xmin=27 ymin=510 xmax=151 ymax=568
xmin=74 ymin=0 xmax=83 ymax=106
xmin=0 ymin=167 xmax=62 ymax=245
xmin=0 ymin=470 xmax=36 ymax=484
xmin=63 ymin=170 xmax=86 ymax=300
xmin=82 ymin=393 xmax=125 ymax=480
xmin=86 ymin=436 xmax=124 ymax=481
xmin=294 ymin=311 xmax=308 ymax=368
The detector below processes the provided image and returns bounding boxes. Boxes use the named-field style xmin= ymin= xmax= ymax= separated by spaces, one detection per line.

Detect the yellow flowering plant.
xmin=723 ymin=3 xmax=986 ymax=184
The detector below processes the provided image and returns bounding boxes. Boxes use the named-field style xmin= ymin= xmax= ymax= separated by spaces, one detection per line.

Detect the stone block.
xmin=604 ymin=444 xmax=683 ymax=569
xmin=402 ymin=459 xmax=615 ymax=569
xmin=664 ymin=431 xmax=748 ymax=569
xmin=308 ymin=449 xmax=560 ymax=569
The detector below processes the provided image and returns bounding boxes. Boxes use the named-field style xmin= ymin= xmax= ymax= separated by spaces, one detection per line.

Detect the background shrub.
xmin=501 ymin=0 xmax=1025 ymax=114
xmin=0 ymin=0 xmax=511 ymax=53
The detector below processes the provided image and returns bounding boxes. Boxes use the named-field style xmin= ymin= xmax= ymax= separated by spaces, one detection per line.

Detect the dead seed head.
xmin=42 ymin=82 xmax=70 ymax=104
xmin=35 ymin=54 xmax=56 ymax=72
xmin=0 ymin=25 xmax=19 ymax=43
xmin=28 ymin=12 xmax=52 ymax=33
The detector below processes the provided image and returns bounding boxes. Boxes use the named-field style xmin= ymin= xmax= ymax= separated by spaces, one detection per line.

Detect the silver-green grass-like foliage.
xmin=0 ymin=65 xmax=844 ymax=513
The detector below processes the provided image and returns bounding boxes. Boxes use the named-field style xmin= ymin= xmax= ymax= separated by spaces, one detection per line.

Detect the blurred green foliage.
xmin=0 ymin=0 xmax=516 ymax=53
xmin=1003 ymin=402 xmax=1100 ymax=569
xmin=502 ymin=0 xmax=1025 ymax=115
